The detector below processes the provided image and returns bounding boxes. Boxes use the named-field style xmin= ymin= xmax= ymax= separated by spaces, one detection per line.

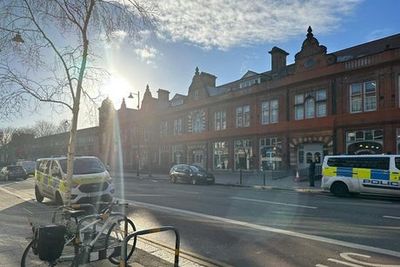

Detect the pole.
xmin=263 ymin=171 xmax=266 ymax=186
xmin=239 ymin=169 xmax=242 ymax=185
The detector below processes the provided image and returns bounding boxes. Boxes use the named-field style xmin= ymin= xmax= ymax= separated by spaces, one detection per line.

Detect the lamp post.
xmin=128 ymin=91 xmax=140 ymax=177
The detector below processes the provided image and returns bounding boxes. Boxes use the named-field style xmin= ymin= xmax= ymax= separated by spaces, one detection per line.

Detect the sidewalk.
xmin=117 ymin=171 xmax=323 ymax=193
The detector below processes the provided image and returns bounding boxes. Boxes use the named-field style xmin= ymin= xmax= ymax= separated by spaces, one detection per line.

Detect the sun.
xmin=102 ymin=75 xmax=132 ymax=107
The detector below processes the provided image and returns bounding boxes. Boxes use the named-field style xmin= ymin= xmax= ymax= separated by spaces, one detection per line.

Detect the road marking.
xmin=315 ymin=265 xmax=329 ymax=267
xmin=124 ymin=199 xmax=400 ymax=258
xmin=383 ymin=215 xmax=400 ymax=220
xmin=327 ymin=258 xmax=363 ymax=267
xmin=231 ymin=196 xmax=317 ymax=209
xmin=169 ymin=189 xmax=200 ymax=195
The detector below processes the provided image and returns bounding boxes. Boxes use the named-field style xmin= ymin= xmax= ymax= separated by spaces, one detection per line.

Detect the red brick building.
xmin=99 ymin=27 xmax=400 ymax=174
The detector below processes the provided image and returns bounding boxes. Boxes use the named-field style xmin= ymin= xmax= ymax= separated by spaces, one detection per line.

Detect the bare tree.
xmin=0 ymin=0 xmax=156 ymax=204
xmin=0 ymin=127 xmax=16 ymax=147
xmin=31 ymin=120 xmax=58 ymax=138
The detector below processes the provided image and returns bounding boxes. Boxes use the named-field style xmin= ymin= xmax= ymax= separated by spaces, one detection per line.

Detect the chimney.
xmin=269 ymin=46 xmax=289 ymax=73
xmin=199 ymin=72 xmax=217 ymax=87
xmin=157 ymin=88 xmax=170 ymax=103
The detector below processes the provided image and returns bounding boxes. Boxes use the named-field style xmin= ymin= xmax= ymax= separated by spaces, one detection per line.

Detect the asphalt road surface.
xmin=2 ymin=175 xmax=400 ymax=267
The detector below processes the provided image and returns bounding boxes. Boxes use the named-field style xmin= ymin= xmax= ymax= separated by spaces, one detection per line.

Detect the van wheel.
xmin=330 ymin=182 xmax=349 ymax=197
xmin=35 ymin=186 xmax=44 ymax=203
xmin=55 ymin=192 xmax=63 ymax=206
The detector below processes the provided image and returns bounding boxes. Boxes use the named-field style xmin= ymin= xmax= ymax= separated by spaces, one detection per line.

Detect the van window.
xmin=327 ymin=157 xmax=389 ymax=170
xmin=45 ymin=161 xmax=52 ymax=175
xmin=59 ymin=158 xmax=105 ymax=175
xmin=395 ymin=157 xmax=400 ymax=170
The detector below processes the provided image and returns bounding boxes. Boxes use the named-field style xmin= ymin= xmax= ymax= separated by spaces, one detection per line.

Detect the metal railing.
xmin=121 ymin=226 xmax=180 ymax=267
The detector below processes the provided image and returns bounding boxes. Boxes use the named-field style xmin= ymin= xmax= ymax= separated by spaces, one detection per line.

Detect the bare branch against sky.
xmin=0 ymin=0 xmax=157 ymax=204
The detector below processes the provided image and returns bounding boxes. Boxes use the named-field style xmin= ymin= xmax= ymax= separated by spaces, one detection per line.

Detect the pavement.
xmin=115 ymin=170 xmax=323 ymax=193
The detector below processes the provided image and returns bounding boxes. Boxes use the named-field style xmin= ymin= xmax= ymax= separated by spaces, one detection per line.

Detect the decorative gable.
xmin=295 ymin=26 xmax=336 ymax=73
xmin=188 ymin=67 xmax=216 ymax=102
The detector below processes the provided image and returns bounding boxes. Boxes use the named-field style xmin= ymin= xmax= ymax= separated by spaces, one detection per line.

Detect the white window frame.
xmin=261 ymin=100 xmax=279 ymax=125
xmin=236 ymin=105 xmax=250 ymax=128
xmin=214 ymin=111 xmax=226 ymax=131
xmin=350 ymin=81 xmax=376 ymax=113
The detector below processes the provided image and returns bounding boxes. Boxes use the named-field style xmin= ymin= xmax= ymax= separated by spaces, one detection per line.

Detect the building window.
xmin=261 ymin=100 xmax=279 ymax=124
xmin=305 ymin=97 xmax=315 ymax=119
xmin=173 ymin=118 xmax=182 ymax=136
xmin=236 ymin=105 xmax=250 ymax=128
xmin=234 ymin=139 xmax=252 ymax=170
xmin=260 ymin=137 xmax=282 ymax=170
xmin=350 ymin=81 xmax=376 ymax=113
xmin=214 ymin=111 xmax=226 ymax=131
xmin=188 ymin=109 xmax=205 ymax=133
xmin=295 ymin=89 xmax=326 ymax=120
xmin=295 ymin=94 xmax=304 ymax=120
xmin=346 ymin=129 xmax=383 ymax=154
xmin=172 ymin=145 xmax=185 ymax=164
xmin=160 ymin=121 xmax=168 ymax=137
xmin=213 ymin=141 xmax=229 ymax=170
xmin=239 ymin=77 xmax=260 ymax=89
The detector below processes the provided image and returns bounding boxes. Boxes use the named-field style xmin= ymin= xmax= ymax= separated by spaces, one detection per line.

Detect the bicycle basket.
xmin=35 ymin=224 xmax=66 ymax=261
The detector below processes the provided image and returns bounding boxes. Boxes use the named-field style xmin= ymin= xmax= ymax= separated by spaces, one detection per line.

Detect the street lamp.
xmin=128 ymin=91 xmax=140 ymax=110
xmin=128 ymin=91 xmax=140 ymax=177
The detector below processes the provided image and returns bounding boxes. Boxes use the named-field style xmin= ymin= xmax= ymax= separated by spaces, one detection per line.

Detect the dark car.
xmin=0 ymin=165 xmax=27 ymax=180
xmin=169 ymin=164 xmax=215 ymax=185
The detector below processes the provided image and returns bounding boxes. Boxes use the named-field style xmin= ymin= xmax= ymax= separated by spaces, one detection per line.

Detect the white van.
xmin=321 ymin=155 xmax=400 ymax=197
xmin=35 ymin=156 xmax=114 ymax=205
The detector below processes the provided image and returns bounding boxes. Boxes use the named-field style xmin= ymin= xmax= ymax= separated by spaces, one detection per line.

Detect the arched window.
xmin=305 ymin=97 xmax=315 ymax=119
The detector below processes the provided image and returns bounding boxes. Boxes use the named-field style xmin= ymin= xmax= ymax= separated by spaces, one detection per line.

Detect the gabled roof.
xmin=333 ymin=33 xmax=400 ymax=61
xmin=241 ymin=70 xmax=259 ymax=79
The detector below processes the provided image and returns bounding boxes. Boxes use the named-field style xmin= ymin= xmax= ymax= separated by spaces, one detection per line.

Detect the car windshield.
xmin=59 ymin=158 xmax=105 ymax=175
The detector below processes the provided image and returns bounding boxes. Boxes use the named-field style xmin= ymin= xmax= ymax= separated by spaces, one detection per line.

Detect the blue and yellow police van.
xmin=35 ymin=156 xmax=114 ymax=205
xmin=322 ymin=155 xmax=400 ymax=197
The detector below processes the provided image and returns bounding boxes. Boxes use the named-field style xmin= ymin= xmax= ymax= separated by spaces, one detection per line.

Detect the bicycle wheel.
xmin=21 ymin=239 xmax=52 ymax=267
xmin=105 ymin=217 xmax=136 ymax=265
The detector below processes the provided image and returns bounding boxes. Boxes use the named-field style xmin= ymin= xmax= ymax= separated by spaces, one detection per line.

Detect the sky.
xmin=2 ymin=0 xmax=400 ymax=129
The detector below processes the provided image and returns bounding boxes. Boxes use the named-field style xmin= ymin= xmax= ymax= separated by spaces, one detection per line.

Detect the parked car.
xmin=16 ymin=160 xmax=36 ymax=176
xmin=169 ymin=164 xmax=215 ymax=185
xmin=0 ymin=165 xmax=27 ymax=180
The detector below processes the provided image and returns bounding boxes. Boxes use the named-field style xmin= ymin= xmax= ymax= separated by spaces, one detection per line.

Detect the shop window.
xmin=214 ymin=141 xmax=229 ymax=170
xmin=306 ymin=152 xmax=313 ymax=163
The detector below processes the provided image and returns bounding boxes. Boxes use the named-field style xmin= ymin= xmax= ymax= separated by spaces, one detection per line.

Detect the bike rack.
xmin=121 ymin=226 xmax=180 ymax=267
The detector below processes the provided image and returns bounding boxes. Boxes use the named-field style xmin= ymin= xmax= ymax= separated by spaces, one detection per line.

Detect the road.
xmin=2 ymin=175 xmax=400 ymax=266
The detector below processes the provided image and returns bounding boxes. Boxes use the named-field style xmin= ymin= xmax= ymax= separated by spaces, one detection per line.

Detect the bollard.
xmin=263 ymin=171 xmax=266 ymax=186
xmin=239 ymin=169 xmax=243 ymax=185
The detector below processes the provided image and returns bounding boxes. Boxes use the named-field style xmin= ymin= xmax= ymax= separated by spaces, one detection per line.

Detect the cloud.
xmin=134 ymin=45 xmax=159 ymax=64
xmin=156 ymin=0 xmax=361 ymax=50
xmin=365 ymin=28 xmax=395 ymax=42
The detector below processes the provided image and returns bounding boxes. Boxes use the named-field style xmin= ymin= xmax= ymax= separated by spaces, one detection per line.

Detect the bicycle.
xmin=21 ymin=201 xmax=137 ymax=266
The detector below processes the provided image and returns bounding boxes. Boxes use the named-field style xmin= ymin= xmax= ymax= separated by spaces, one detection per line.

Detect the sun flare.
xmin=102 ymin=75 xmax=132 ymax=107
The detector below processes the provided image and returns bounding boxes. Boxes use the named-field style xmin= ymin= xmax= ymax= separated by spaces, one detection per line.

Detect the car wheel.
xmin=171 ymin=176 xmax=176 ymax=183
xmin=330 ymin=182 xmax=349 ymax=197
xmin=35 ymin=186 xmax=44 ymax=203
xmin=55 ymin=192 xmax=63 ymax=206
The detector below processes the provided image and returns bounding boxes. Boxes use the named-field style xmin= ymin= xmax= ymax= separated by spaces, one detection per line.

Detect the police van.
xmin=35 ymin=156 xmax=114 ymax=205
xmin=321 ymin=155 xmax=400 ymax=197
